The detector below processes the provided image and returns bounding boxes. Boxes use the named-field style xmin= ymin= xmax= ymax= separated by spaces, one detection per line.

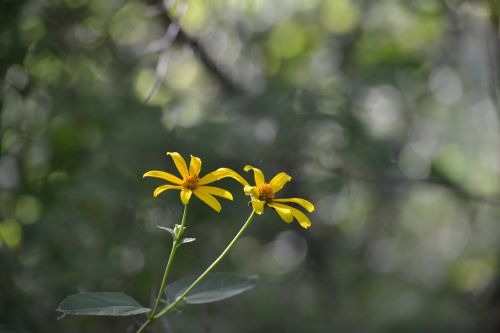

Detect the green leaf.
xmin=57 ymin=292 xmax=151 ymax=316
xmin=157 ymin=226 xmax=175 ymax=238
xmin=180 ymin=237 xmax=196 ymax=244
xmin=165 ymin=272 xmax=258 ymax=305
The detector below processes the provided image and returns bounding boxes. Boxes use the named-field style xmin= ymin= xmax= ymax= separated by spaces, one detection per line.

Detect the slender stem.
xmin=152 ymin=204 xmax=188 ymax=314
xmin=136 ymin=204 xmax=188 ymax=333
xmin=153 ymin=209 xmax=257 ymax=320
xmin=136 ymin=317 xmax=150 ymax=333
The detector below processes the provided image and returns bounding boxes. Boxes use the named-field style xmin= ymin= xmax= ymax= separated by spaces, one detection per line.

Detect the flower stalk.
xmin=136 ymin=204 xmax=189 ymax=333
xmin=152 ymin=209 xmax=257 ymax=321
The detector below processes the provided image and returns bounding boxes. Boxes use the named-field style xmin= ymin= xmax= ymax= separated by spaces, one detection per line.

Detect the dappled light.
xmin=2 ymin=0 xmax=500 ymax=332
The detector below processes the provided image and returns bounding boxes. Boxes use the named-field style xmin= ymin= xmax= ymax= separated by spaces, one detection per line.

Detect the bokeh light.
xmin=2 ymin=0 xmax=500 ymax=332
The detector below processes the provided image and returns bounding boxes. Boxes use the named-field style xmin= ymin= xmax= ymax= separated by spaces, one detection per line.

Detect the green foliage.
xmin=2 ymin=0 xmax=500 ymax=332
xmin=57 ymin=292 xmax=151 ymax=316
xmin=165 ymin=272 xmax=257 ymax=304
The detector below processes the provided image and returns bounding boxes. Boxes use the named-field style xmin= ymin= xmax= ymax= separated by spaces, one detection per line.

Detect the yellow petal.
xmin=143 ymin=170 xmax=183 ymax=185
xmin=269 ymin=172 xmax=292 ymax=193
xmin=197 ymin=170 xmax=219 ymax=185
xmin=268 ymin=203 xmax=293 ymax=223
xmin=273 ymin=198 xmax=315 ymax=212
xmin=189 ymin=155 xmax=202 ymax=177
xmin=289 ymin=206 xmax=312 ymax=229
xmin=244 ymin=185 xmax=258 ymax=198
xmin=193 ymin=189 xmax=222 ymax=212
xmin=198 ymin=168 xmax=248 ymax=186
xmin=251 ymin=199 xmax=265 ymax=214
xmin=197 ymin=186 xmax=233 ymax=201
xmin=215 ymin=168 xmax=249 ymax=186
xmin=153 ymin=185 xmax=182 ymax=198
xmin=244 ymin=165 xmax=265 ymax=185
xmin=167 ymin=152 xmax=189 ymax=178
xmin=271 ymin=202 xmax=312 ymax=229
xmin=180 ymin=189 xmax=192 ymax=204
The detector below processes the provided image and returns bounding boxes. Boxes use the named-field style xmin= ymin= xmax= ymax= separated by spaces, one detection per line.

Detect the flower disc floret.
xmin=257 ymin=183 xmax=274 ymax=203
xmin=183 ymin=175 xmax=199 ymax=190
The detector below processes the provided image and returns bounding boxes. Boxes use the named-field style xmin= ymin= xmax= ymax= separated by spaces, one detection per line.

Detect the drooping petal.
xmin=189 ymin=155 xmax=202 ymax=177
xmin=197 ymin=170 xmax=219 ymax=185
xmin=289 ymin=206 xmax=312 ymax=229
xmin=167 ymin=152 xmax=189 ymax=178
xmin=216 ymin=168 xmax=249 ymax=186
xmin=244 ymin=185 xmax=259 ymax=198
xmin=180 ymin=189 xmax=192 ymax=204
xmin=193 ymin=189 xmax=222 ymax=212
xmin=198 ymin=168 xmax=248 ymax=186
xmin=244 ymin=165 xmax=265 ymax=185
xmin=199 ymin=168 xmax=248 ymax=186
xmin=197 ymin=186 xmax=233 ymax=201
xmin=153 ymin=185 xmax=182 ymax=198
xmin=251 ymin=199 xmax=265 ymax=214
xmin=143 ymin=170 xmax=183 ymax=185
xmin=269 ymin=172 xmax=292 ymax=193
xmin=268 ymin=203 xmax=293 ymax=223
xmin=273 ymin=198 xmax=315 ymax=212
xmin=271 ymin=202 xmax=312 ymax=229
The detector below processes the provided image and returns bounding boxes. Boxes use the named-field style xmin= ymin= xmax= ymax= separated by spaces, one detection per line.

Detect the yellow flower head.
xmin=143 ymin=152 xmax=238 ymax=212
xmin=241 ymin=165 xmax=315 ymax=229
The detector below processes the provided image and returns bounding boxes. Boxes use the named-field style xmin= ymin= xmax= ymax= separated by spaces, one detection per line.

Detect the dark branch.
xmin=144 ymin=0 xmax=245 ymax=95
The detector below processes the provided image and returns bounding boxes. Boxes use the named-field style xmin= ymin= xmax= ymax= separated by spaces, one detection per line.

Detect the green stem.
xmin=136 ymin=204 xmax=188 ymax=333
xmin=135 ymin=317 xmax=150 ymax=333
xmin=153 ymin=209 xmax=257 ymax=320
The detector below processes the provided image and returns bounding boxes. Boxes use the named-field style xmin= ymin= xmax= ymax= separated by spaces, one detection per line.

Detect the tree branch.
xmin=144 ymin=0 xmax=244 ymax=95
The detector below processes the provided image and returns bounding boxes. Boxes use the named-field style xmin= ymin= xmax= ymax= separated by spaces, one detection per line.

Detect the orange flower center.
xmin=183 ymin=175 xmax=199 ymax=190
xmin=257 ymin=183 xmax=274 ymax=203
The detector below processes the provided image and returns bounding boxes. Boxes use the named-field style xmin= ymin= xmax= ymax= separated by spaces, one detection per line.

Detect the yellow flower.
xmin=240 ymin=165 xmax=315 ymax=229
xmin=143 ymin=152 xmax=237 ymax=212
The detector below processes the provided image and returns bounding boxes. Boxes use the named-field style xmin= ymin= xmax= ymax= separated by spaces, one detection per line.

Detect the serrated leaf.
xmin=180 ymin=237 xmax=196 ymax=244
xmin=57 ymin=292 xmax=151 ymax=316
xmin=165 ymin=272 xmax=257 ymax=305
xmin=157 ymin=226 xmax=175 ymax=238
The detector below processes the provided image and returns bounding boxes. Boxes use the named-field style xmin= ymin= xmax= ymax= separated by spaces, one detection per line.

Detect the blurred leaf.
xmin=180 ymin=237 xmax=196 ymax=244
xmin=0 ymin=218 xmax=22 ymax=250
xmin=165 ymin=272 xmax=257 ymax=305
xmin=181 ymin=238 xmax=196 ymax=244
xmin=157 ymin=226 xmax=176 ymax=238
xmin=57 ymin=292 xmax=151 ymax=316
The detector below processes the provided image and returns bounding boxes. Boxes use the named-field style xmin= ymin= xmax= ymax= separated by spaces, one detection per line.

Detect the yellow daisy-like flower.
xmin=143 ymin=152 xmax=236 ymax=212
xmin=241 ymin=165 xmax=315 ymax=229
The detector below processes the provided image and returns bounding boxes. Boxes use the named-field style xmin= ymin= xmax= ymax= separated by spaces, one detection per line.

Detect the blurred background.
xmin=1 ymin=0 xmax=500 ymax=332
